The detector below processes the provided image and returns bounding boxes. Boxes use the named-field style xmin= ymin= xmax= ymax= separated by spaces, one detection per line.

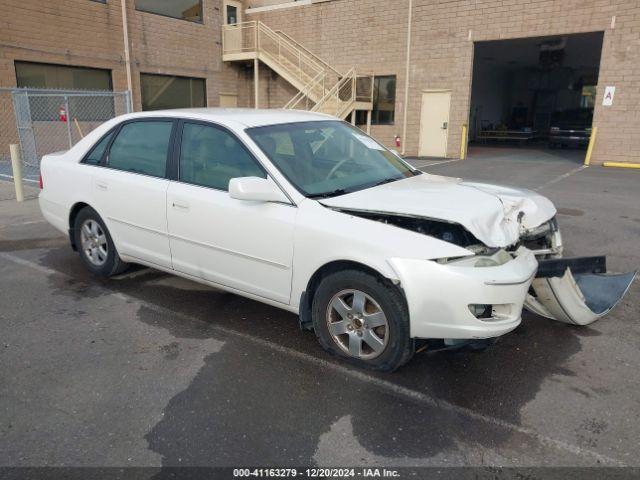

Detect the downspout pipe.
xmin=121 ymin=0 xmax=134 ymax=111
xmin=401 ymin=0 xmax=413 ymax=155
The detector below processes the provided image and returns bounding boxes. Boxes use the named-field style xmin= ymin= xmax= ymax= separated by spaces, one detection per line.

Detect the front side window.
xmin=179 ymin=123 xmax=265 ymax=190
xmin=107 ymin=121 xmax=173 ymax=177
xmin=247 ymin=121 xmax=415 ymax=198
xmin=140 ymin=73 xmax=206 ymax=111
xmin=134 ymin=0 xmax=202 ymax=22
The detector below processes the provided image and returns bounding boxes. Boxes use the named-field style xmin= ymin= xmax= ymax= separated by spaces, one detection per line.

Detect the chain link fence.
xmin=0 ymin=88 xmax=132 ymax=182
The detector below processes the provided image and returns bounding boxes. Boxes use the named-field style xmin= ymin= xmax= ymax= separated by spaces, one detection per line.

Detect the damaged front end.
xmin=340 ymin=208 xmax=636 ymax=326
xmin=518 ymin=218 xmax=636 ymax=325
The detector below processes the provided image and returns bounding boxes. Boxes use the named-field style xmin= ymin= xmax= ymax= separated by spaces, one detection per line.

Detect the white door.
xmin=91 ymin=119 xmax=174 ymax=269
xmin=167 ymin=121 xmax=296 ymax=304
xmin=223 ymin=0 xmax=243 ymax=53
xmin=418 ymin=90 xmax=451 ymax=157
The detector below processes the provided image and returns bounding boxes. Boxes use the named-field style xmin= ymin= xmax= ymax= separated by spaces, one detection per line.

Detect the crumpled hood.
xmin=320 ymin=173 xmax=557 ymax=248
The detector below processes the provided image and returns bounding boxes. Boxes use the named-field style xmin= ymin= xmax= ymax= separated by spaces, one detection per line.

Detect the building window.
xmin=140 ymin=73 xmax=206 ymax=111
xmin=226 ymin=4 xmax=238 ymax=24
xmin=14 ymin=61 xmax=114 ymax=120
xmin=134 ymin=0 xmax=202 ymax=22
xmin=371 ymin=75 xmax=396 ymax=125
xmin=15 ymin=61 xmax=112 ymax=91
xmin=355 ymin=75 xmax=396 ymax=126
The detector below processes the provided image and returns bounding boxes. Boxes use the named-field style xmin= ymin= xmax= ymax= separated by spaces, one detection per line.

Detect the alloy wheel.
xmin=326 ymin=289 xmax=389 ymax=360
xmin=80 ymin=219 xmax=108 ymax=267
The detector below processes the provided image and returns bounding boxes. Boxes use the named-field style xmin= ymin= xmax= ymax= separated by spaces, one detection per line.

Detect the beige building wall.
xmin=246 ymin=0 xmax=640 ymax=164
xmin=0 ymin=0 xmax=242 ymax=110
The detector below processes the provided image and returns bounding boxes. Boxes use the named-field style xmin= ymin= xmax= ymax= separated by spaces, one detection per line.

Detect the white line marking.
xmin=534 ymin=165 xmax=588 ymax=192
xmin=0 ymin=250 xmax=625 ymax=466
xmin=411 ymin=158 xmax=461 ymax=169
xmin=0 ymin=173 xmax=39 ymax=184
xmin=0 ymin=220 xmax=47 ymax=229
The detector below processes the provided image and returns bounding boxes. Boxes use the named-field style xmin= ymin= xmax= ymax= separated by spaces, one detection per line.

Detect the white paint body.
xmin=39 ymin=109 xmax=564 ymax=341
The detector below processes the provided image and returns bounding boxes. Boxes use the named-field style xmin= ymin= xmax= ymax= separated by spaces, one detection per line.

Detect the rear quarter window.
xmin=83 ymin=131 xmax=115 ymax=165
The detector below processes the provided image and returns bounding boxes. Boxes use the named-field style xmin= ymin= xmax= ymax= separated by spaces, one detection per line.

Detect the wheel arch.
xmin=298 ymin=259 xmax=404 ymax=331
xmin=68 ymin=202 xmax=92 ymax=250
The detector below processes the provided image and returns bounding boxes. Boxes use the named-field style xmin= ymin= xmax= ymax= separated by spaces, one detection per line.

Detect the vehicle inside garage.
xmin=469 ymin=32 xmax=604 ymax=161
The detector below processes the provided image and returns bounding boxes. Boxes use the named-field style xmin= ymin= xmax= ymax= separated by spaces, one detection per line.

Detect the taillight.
xmin=39 ymin=173 xmax=43 ymax=190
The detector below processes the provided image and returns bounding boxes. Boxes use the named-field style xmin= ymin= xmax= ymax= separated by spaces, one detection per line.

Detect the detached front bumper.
xmin=389 ymin=248 xmax=538 ymax=340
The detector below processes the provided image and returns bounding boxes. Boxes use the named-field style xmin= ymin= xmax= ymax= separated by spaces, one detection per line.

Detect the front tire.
xmin=74 ymin=207 xmax=129 ymax=277
xmin=312 ymin=269 xmax=414 ymax=371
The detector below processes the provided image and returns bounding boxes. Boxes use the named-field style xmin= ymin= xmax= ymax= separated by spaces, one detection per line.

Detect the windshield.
xmin=246 ymin=121 xmax=417 ymax=198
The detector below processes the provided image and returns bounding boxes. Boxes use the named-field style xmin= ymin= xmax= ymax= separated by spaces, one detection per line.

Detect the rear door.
xmin=91 ymin=119 xmax=175 ymax=269
xmin=166 ymin=120 xmax=296 ymax=304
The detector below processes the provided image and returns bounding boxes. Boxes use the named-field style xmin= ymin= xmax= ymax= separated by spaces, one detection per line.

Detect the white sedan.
xmin=39 ymin=109 xmax=635 ymax=371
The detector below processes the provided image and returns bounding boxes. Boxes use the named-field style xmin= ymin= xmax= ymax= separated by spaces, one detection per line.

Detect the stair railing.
xmin=222 ymin=20 xmax=258 ymax=55
xmin=256 ymin=22 xmax=326 ymax=90
xmin=223 ymin=22 xmax=362 ymax=119
xmin=274 ymin=30 xmax=342 ymax=80
xmin=311 ymin=68 xmax=357 ymax=118
xmin=284 ymin=70 xmax=326 ymax=110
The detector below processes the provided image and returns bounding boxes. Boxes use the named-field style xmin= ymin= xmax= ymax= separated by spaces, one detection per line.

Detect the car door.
xmin=91 ymin=119 xmax=175 ymax=269
xmin=166 ymin=120 xmax=297 ymax=304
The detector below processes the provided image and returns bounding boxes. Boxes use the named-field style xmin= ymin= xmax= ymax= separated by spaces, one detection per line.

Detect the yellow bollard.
xmin=9 ymin=144 xmax=24 ymax=202
xmin=584 ymin=126 xmax=597 ymax=166
xmin=460 ymin=124 xmax=468 ymax=160
xmin=603 ymin=162 xmax=640 ymax=169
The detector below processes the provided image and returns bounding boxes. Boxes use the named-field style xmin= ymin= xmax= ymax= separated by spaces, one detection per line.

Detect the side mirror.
xmin=228 ymin=177 xmax=289 ymax=203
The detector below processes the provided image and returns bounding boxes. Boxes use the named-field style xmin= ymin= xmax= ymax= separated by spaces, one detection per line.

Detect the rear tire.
xmin=73 ymin=207 xmax=129 ymax=277
xmin=311 ymin=269 xmax=414 ymax=371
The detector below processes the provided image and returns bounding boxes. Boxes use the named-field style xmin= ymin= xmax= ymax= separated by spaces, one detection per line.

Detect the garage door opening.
xmin=469 ymin=32 xmax=604 ymax=164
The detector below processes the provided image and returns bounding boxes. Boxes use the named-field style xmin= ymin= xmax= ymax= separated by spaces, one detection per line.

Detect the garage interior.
xmin=469 ymin=32 xmax=604 ymax=163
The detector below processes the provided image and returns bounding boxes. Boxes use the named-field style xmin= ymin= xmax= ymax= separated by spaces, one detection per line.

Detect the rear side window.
xmin=84 ymin=131 xmax=115 ymax=165
xmin=179 ymin=122 xmax=265 ymax=190
xmin=107 ymin=121 xmax=173 ymax=177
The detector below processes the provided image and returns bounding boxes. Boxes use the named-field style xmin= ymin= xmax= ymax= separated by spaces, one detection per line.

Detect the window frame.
xmin=80 ymin=118 xmax=178 ymax=180
xmin=172 ymin=119 xmax=268 ymax=192
xmin=134 ymin=0 xmax=204 ymax=24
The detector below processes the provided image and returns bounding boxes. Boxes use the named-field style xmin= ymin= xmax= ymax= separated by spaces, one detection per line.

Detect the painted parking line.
xmin=534 ymin=165 xmax=589 ymax=191
xmin=0 ymin=250 xmax=625 ymax=467
xmin=0 ymin=173 xmax=39 ymax=183
xmin=0 ymin=219 xmax=47 ymax=229
xmin=409 ymin=158 xmax=461 ymax=169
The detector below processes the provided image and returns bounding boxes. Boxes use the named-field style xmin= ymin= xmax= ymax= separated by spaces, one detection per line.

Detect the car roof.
xmin=117 ymin=108 xmax=335 ymax=128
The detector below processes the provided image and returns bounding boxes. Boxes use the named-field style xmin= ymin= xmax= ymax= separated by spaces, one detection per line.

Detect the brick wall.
xmin=0 ymin=0 xmax=242 ymax=109
xmin=247 ymin=0 xmax=640 ymax=164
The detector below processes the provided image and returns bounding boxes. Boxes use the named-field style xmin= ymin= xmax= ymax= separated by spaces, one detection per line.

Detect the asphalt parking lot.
xmin=0 ymin=147 xmax=639 ymax=473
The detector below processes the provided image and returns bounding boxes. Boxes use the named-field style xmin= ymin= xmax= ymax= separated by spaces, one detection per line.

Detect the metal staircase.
xmin=222 ymin=21 xmax=372 ymax=121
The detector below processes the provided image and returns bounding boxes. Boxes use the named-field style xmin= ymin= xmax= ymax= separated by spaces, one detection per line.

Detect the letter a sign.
xmin=602 ymin=86 xmax=615 ymax=106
